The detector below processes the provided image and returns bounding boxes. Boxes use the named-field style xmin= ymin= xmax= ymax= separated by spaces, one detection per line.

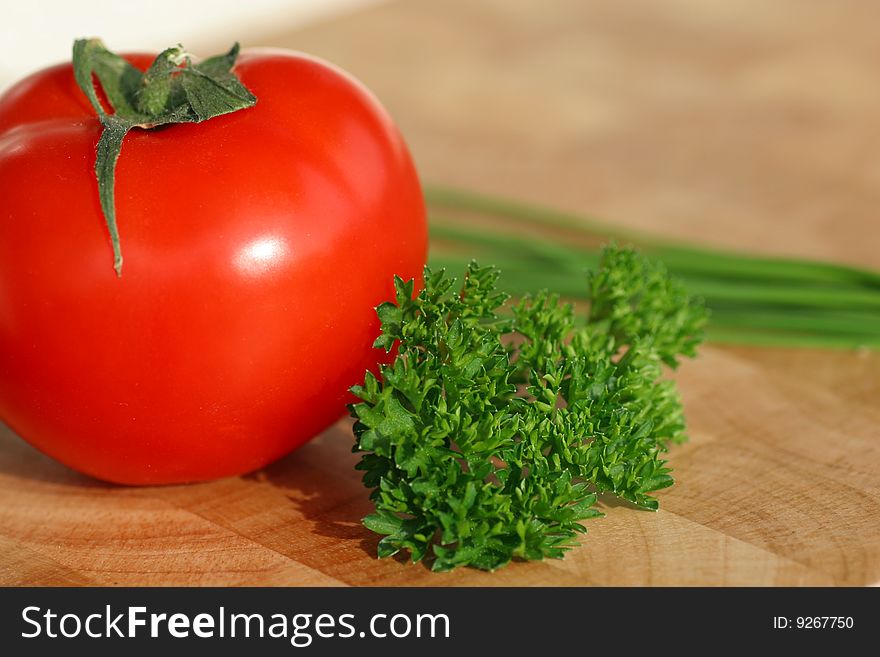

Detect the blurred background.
xmin=0 ymin=0 xmax=380 ymax=86
xmin=3 ymin=0 xmax=878 ymax=271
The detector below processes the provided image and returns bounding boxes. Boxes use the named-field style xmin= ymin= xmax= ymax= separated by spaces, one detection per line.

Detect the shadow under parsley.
xmin=248 ymin=420 xmax=659 ymax=575
xmin=245 ymin=419 xmax=434 ymax=572
xmin=594 ymin=491 xmax=659 ymax=511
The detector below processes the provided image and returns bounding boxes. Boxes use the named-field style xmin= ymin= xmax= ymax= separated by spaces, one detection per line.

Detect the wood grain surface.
xmin=2 ymin=0 xmax=878 ymax=586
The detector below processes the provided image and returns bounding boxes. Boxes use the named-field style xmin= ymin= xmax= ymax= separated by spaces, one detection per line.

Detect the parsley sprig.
xmin=350 ymin=245 xmax=707 ymax=571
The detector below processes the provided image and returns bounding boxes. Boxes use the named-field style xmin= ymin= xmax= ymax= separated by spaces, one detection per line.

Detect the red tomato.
xmin=0 ymin=49 xmax=427 ymax=484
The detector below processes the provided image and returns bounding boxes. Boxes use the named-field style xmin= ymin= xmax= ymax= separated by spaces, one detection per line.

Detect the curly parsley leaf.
xmin=350 ymin=245 xmax=707 ymax=571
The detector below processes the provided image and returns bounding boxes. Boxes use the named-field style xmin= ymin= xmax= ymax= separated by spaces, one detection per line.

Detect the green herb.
xmin=350 ymin=245 xmax=707 ymax=571
xmin=72 ymin=39 xmax=257 ymax=275
xmin=425 ymin=186 xmax=880 ymax=350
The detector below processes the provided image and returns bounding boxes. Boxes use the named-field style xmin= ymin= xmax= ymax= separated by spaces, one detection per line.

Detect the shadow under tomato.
xmin=0 ymin=422 xmax=114 ymax=489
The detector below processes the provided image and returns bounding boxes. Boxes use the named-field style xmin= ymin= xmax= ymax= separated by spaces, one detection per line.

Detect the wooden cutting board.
xmin=1 ymin=0 xmax=878 ymax=586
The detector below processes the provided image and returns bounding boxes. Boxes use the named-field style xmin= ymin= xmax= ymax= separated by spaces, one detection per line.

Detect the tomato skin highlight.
xmin=0 ymin=49 xmax=427 ymax=484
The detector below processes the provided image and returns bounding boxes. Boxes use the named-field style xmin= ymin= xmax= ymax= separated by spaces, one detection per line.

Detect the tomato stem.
xmin=71 ymin=38 xmax=257 ymax=276
xmin=95 ymin=119 xmax=129 ymax=276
